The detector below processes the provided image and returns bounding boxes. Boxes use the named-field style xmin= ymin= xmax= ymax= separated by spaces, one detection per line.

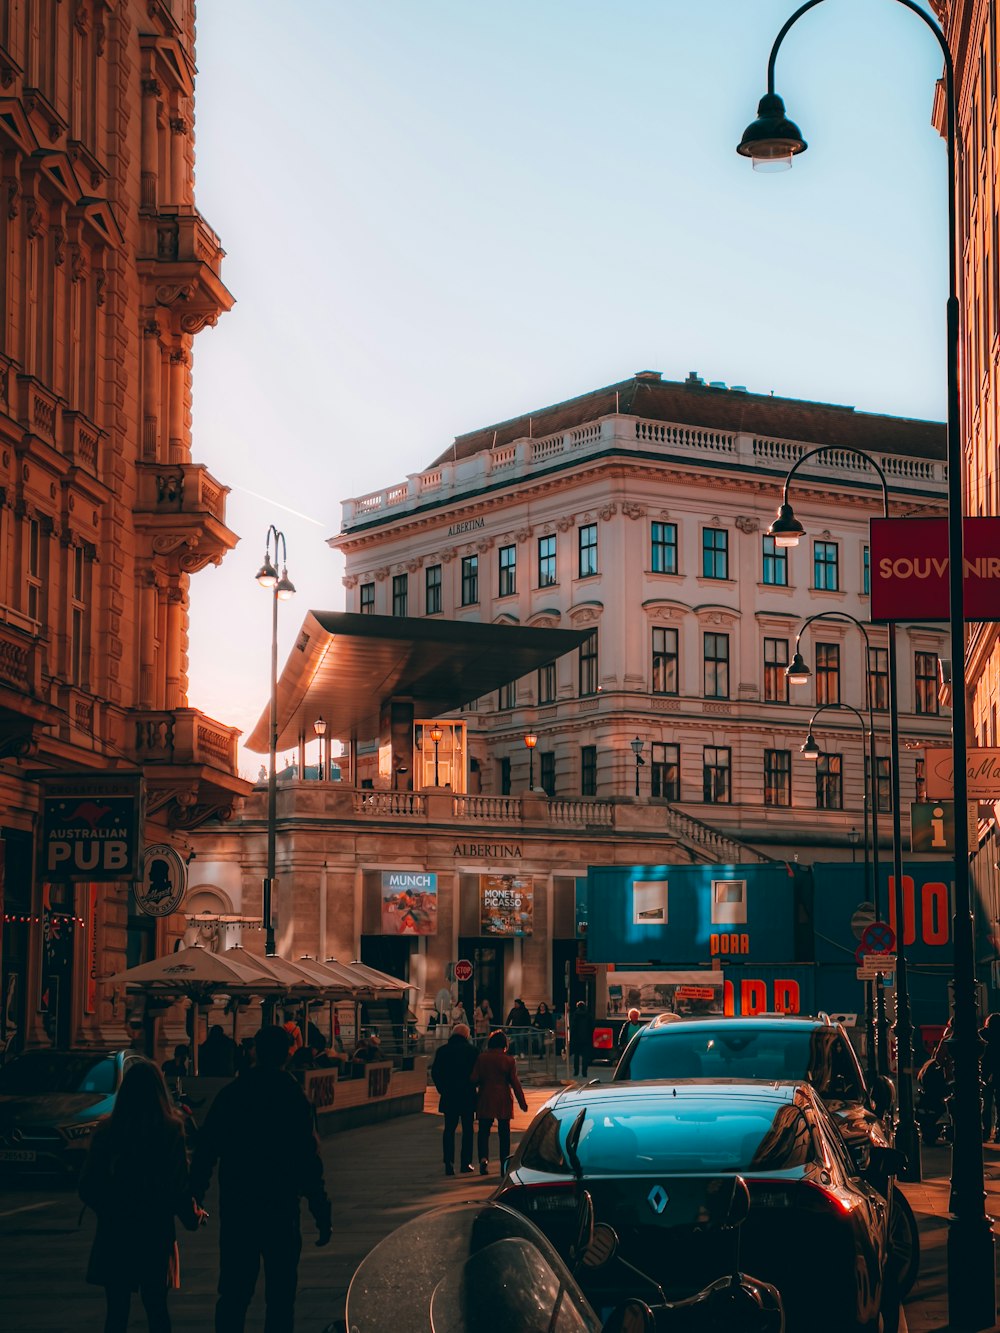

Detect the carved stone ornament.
xmin=144 ymin=319 xmax=162 ymax=338
xmin=621 ymin=501 xmax=646 ymax=520
xmin=4 ymin=178 xmax=18 ymax=220
xmin=74 ymin=3 xmax=90 ymax=37
xmin=571 ymin=607 xmax=601 ymax=625
xmin=374 ymin=566 xmax=389 ymax=581
xmin=180 ymin=311 xmax=219 ymax=335
xmin=440 ymin=548 xmax=456 ymax=564
xmin=155 ymin=282 xmax=194 ymax=306
xmin=169 ymin=117 xmax=189 ymax=136
xmin=25 ymin=197 xmax=43 ymax=239
xmin=406 ymin=557 xmax=423 ymax=572
xmin=515 ymin=528 xmax=532 ymax=543
xmin=95 ymin=270 xmax=106 ymax=306
xmin=70 ymin=245 xmax=88 ymax=282
xmin=53 ymin=226 xmax=66 ymax=266
xmin=735 ymin=515 xmax=759 ymax=534
xmin=169 ymin=347 xmax=190 ymax=366
xmin=342 ymin=574 xmax=359 ymax=589
xmin=556 ymin=516 xmax=573 ymax=532
xmin=476 ymin=537 xmax=495 ymax=553
xmin=599 ymin=504 xmax=618 ymax=521
xmin=142 ymin=78 xmax=162 ymax=98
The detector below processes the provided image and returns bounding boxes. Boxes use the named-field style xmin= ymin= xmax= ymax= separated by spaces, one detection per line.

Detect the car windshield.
xmin=0 ymin=1052 xmax=117 ymax=1095
xmin=617 ymin=1025 xmax=864 ymax=1099
xmin=522 ymin=1098 xmax=816 ymax=1175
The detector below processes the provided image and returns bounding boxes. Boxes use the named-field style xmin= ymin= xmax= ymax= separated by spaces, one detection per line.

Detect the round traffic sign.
xmin=454 ymin=958 xmax=473 ymax=983
xmin=861 ymin=920 xmax=896 ymax=953
xmin=851 ymin=902 xmax=876 ymax=940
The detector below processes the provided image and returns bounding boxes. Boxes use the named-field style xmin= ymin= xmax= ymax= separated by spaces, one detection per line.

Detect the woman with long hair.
xmin=79 ymin=1059 xmax=205 ymax=1332
xmin=470 ymin=1029 xmax=527 ymax=1175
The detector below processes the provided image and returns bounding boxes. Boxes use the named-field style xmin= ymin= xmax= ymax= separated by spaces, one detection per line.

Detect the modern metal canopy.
xmin=245 ymin=611 xmax=591 ymax=752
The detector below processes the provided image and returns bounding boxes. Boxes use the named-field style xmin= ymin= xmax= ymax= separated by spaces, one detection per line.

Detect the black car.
xmin=497 ymin=1080 xmax=897 ymax=1333
xmin=613 ymin=1013 xmax=918 ymax=1295
xmin=0 ymin=1049 xmax=142 ymax=1178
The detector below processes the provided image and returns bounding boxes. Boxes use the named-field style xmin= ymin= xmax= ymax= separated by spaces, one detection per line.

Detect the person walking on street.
xmin=473 ymin=996 xmax=493 ymax=1043
xmin=570 ymin=1001 xmax=595 ymax=1080
xmin=505 ymin=997 xmax=532 ymax=1056
xmin=190 ymin=1025 xmax=332 ymax=1333
xmin=431 ymin=1022 xmax=478 ymax=1175
xmin=471 ymin=1030 xmax=527 ymax=1175
xmin=981 ymin=1012 xmax=1000 ymax=1141
xmin=79 ymin=1061 xmax=206 ymax=1333
xmin=620 ymin=1007 xmax=645 ymax=1052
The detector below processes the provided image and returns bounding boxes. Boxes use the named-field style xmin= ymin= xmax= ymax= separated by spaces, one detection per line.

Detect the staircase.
xmin=362 ymin=999 xmax=407 ymax=1062
xmin=664 ymin=804 xmax=775 ymax=866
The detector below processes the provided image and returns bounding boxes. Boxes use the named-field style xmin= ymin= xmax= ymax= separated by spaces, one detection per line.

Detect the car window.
xmin=519 ymin=1111 xmax=570 ymax=1174
xmin=807 ymin=1033 xmax=865 ymax=1100
xmin=564 ymin=1098 xmax=816 ymax=1175
xmin=0 ymin=1053 xmax=117 ymax=1095
xmin=616 ymin=1027 xmax=814 ymax=1083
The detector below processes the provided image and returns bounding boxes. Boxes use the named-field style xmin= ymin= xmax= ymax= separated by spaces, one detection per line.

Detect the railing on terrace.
xmin=351 ymin=791 xmax=426 ymax=816
xmin=340 ymin=413 xmax=946 ymax=530
xmin=453 ymin=795 xmax=522 ymax=822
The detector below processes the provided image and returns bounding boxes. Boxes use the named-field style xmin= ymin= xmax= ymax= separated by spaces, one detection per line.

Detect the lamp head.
xmin=275 ymin=566 xmax=296 ymax=601
xmin=630 ymin=736 xmax=645 ymax=758
xmin=786 ymin=651 xmax=811 ymax=685
xmin=847 ymin=828 xmax=861 ymax=846
xmin=800 ymin=731 xmax=821 ymax=761
xmin=429 ymin=725 xmax=444 ymax=744
xmin=256 ymin=553 xmax=279 ymax=587
xmin=768 ymin=502 xmax=805 ymax=548
xmin=737 ymin=92 xmax=807 ymax=172
xmin=524 ymin=732 xmax=538 ymax=750
xmin=313 ymin=715 xmax=328 ymax=738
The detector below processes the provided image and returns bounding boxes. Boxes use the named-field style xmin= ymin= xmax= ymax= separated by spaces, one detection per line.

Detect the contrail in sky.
xmin=230 ymin=484 xmax=325 ymax=526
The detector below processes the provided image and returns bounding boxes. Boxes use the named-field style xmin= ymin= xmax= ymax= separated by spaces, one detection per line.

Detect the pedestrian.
xmin=471 ymin=1029 xmax=528 ymax=1175
xmin=473 ymin=996 xmax=493 ymax=1043
xmin=198 ymin=1024 xmax=238 ymax=1077
xmin=161 ymin=1043 xmax=190 ymax=1082
xmin=505 ymin=997 xmax=532 ymax=1055
xmin=981 ymin=1012 xmax=1000 ymax=1142
xmin=79 ymin=1060 xmax=206 ymax=1333
xmin=189 ymin=1025 xmax=332 ymax=1333
xmin=620 ymin=1007 xmax=645 ymax=1051
xmin=430 ymin=1021 xmax=478 ymax=1175
xmin=451 ymin=998 xmax=469 ymax=1028
xmin=569 ymin=1001 xmax=595 ymax=1080
xmin=533 ymin=1002 xmax=556 ymax=1057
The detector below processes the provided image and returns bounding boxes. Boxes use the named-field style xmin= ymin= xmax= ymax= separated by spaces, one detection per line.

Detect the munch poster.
xmin=380 ymin=871 xmax=438 ymax=935
xmin=479 ymin=874 xmax=534 ymax=936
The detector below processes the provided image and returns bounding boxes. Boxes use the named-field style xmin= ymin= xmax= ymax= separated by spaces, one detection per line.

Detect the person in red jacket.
xmin=470 ymin=1029 xmax=528 ymax=1175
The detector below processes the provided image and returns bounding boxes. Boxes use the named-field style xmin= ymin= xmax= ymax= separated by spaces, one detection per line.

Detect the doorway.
xmin=459 ymin=939 xmax=504 ymax=1031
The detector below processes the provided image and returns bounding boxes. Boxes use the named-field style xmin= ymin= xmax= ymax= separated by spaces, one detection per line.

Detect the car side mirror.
xmin=582 ymin=1222 xmax=619 ymax=1270
xmin=602 ymin=1299 xmax=655 ymax=1333
xmin=869 ymin=1075 xmax=896 ymax=1118
xmin=868 ymin=1144 xmax=906 ymax=1177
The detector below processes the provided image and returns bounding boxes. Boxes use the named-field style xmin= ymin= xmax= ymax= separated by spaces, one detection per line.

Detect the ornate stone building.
xmin=0 ymin=1 xmax=247 ymax=1053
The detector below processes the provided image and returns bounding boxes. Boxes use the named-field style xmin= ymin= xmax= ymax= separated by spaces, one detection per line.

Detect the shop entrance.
xmin=458 ymin=938 xmax=504 ymax=1033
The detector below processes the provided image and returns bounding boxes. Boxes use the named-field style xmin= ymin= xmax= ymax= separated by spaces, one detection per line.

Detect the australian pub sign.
xmin=40 ymin=773 xmax=144 ymax=882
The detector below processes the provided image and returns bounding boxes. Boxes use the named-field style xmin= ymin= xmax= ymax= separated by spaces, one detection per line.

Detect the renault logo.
xmin=647 ymin=1185 xmax=669 ymax=1215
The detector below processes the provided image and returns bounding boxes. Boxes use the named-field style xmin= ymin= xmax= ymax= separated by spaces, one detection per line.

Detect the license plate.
xmin=0 ymin=1148 xmax=37 ymax=1162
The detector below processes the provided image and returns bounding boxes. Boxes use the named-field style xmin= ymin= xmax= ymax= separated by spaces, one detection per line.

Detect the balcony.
xmin=137 ymin=205 xmax=234 ymax=334
xmin=133 ymin=462 xmax=237 ymax=572
xmin=128 ymin=708 xmax=251 ymax=830
xmin=0 ymin=607 xmax=58 ymax=756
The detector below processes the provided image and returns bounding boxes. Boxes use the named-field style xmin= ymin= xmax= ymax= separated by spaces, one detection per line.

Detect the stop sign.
xmin=455 ymin=958 xmax=473 ymax=982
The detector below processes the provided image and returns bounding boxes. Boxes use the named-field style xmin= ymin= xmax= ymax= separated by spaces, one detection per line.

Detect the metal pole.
xmin=862 ymin=727 xmax=876 ymax=1081
xmin=264 ymin=583 xmax=278 ymax=957
xmin=634 ymin=756 xmax=640 ymax=798
xmin=528 ymin=747 xmax=534 ymax=791
xmin=867 ymin=670 xmax=889 ymax=1079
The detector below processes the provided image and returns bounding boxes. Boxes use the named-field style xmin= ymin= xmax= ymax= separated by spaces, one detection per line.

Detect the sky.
xmin=185 ymin=0 xmax=950 ymax=778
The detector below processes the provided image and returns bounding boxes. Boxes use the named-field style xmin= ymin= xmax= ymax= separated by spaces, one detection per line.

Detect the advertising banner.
xmin=870 ymin=516 xmax=1000 ymax=622
xmin=607 ymin=970 xmax=724 ymax=1018
xmin=39 ymin=772 xmax=144 ymax=882
xmin=380 ymin=871 xmax=438 ymax=935
xmin=923 ymin=747 xmax=1000 ymax=800
xmin=479 ymin=874 xmax=533 ymax=936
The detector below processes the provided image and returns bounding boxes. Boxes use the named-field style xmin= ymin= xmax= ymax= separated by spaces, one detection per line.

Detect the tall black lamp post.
xmin=313 ymin=715 xmax=327 ymax=781
xmin=738 ymin=2 xmax=991 ymax=1321
xmin=429 ymin=725 xmax=443 ymax=787
xmin=630 ymin=736 xmax=645 ymax=797
xmin=848 ymin=827 xmax=861 ymax=863
xmin=524 ymin=731 xmax=538 ymax=790
xmin=256 ymin=526 xmax=295 ymax=957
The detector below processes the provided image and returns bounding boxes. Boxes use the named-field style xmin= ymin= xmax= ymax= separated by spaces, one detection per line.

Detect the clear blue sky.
xmin=185 ymin=0 xmax=949 ymax=774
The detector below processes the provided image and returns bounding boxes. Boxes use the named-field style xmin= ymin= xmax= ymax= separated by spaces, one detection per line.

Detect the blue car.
xmin=0 ymin=1049 xmax=144 ymax=1178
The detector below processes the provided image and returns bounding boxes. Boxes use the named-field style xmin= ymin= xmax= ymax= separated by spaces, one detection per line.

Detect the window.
xmin=915 ymin=757 xmax=926 ymax=802
xmin=651 ymin=521 xmax=677 ymax=574
xmin=816 ymin=642 xmax=840 ymax=705
xmin=461 ymin=555 xmax=478 ymax=605
xmin=499 ymin=680 xmax=516 ymax=711
xmin=866 ymin=755 xmax=892 ymax=814
xmin=69 ymin=546 xmax=90 ymax=687
xmin=581 ymin=745 xmax=597 ymax=796
xmin=703 ymin=747 xmax=731 ymax=803
xmin=538 ymin=661 xmax=556 ymax=704
xmin=651 ymin=743 xmax=680 ymax=800
xmin=763 ymin=637 xmax=788 ymax=703
xmin=862 ymin=545 xmax=870 ymax=596
xmin=425 ymin=564 xmax=442 ymax=615
xmin=26 ymin=518 xmax=44 ymax=621
xmin=392 ymin=573 xmax=408 ymax=617
xmin=711 ymin=879 xmax=747 ymax=925
xmin=499 ymin=756 xmax=511 ymax=796
xmin=915 ymin=652 xmax=939 ymax=715
xmin=762 ymin=535 xmax=788 ymax=587
xmin=499 ymin=544 xmax=516 ymax=597
xmin=813 ymin=540 xmax=839 ymax=591
xmin=816 ymin=754 xmax=843 ymax=810
xmin=703 ymin=632 xmax=730 ymax=699
xmin=867 ymin=646 xmax=889 ymax=711
xmin=702 ymin=528 xmax=729 ymax=579
xmin=764 ymin=750 xmax=791 ymax=807
xmin=578 ymin=524 xmax=598 ymax=578
xmin=360 ymin=582 xmax=375 ymax=615
xmin=540 ymin=751 xmax=556 ymax=798
xmin=652 ymin=627 xmax=678 ymax=695
xmin=538 ymin=535 xmax=557 ymax=587
xmin=579 ymin=631 xmax=598 ymax=696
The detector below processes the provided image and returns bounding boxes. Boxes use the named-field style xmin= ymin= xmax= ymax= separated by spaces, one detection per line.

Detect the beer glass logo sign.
xmin=42 ymin=791 xmax=140 ymax=881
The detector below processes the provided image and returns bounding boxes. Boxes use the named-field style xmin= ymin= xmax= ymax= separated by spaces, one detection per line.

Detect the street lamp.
xmin=523 ymin=731 xmax=538 ymax=791
xmin=848 ymin=827 xmax=861 ymax=863
xmin=739 ymin=4 xmax=992 ymax=1322
xmin=429 ymin=725 xmax=443 ymax=787
xmin=256 ymin=526 xmax=295 ymax=957
xmin=313 ymin=715 xmax=327 ymax=782
xmin=630 ymin=735 xmax=645 ymax=797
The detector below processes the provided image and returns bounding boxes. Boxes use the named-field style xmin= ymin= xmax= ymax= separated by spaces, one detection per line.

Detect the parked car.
xmin=0 ymin=1049 xmax=143 ymax=1179
xmin=496 ymin=1080 xmax=900 ymax=1332
xmin=612 ymin=1012 xmax=919 ymax=1295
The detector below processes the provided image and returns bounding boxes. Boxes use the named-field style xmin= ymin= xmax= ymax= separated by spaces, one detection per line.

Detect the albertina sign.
xmin=870 ymin=517 xmax=1000 ymax=621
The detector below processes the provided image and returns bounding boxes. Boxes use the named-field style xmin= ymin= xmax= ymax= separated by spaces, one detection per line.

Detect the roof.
xmin=430 ymin=371 xmax=945 ymax=469
xmin=245 ymin=611 xmax=591 ymax=751
xmin=548 ymin=1081 xmax=804 ymax=1112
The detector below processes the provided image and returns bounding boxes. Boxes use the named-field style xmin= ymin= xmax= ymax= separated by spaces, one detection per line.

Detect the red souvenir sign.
xmin=870 ymin=516 xmax=1000 ymax=622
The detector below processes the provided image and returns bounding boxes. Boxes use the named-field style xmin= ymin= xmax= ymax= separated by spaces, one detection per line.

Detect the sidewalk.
xmin=900 ymin=1141 xmax=1000 ymax=1333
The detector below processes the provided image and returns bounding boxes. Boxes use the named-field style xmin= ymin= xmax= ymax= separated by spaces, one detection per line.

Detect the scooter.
xmin=915 ymin=1057 xmax=953 ymax=1145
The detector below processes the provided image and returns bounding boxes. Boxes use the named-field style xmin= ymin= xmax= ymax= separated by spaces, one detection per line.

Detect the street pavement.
xmin=1 ymin=1077 xmax=999 ymax=1331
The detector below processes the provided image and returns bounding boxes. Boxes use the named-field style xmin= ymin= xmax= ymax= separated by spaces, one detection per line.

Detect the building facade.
xmin=190 ymin=371 xmax=954 ymax=1032
xmin=0 ymin=1 xmax=246 ymax=1054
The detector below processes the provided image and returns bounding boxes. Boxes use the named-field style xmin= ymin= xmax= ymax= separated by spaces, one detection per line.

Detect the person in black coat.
xmin=431 ymin=1022 xmax=479 ymax=1175
xmin=198 ymin=1024 xmax=238 ymax=1077
xmin=569 ymin=1001 xmax=595 ymax=1079
xmin=190 ymin=1025 xmax=332 ymax=1333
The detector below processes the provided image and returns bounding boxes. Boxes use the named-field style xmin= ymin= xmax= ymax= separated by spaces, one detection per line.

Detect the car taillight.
xmin=796 ymin=1181 xmax=854 ymax=1216
xmin=501 ymin=1182 xmax=579 ymax=1214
